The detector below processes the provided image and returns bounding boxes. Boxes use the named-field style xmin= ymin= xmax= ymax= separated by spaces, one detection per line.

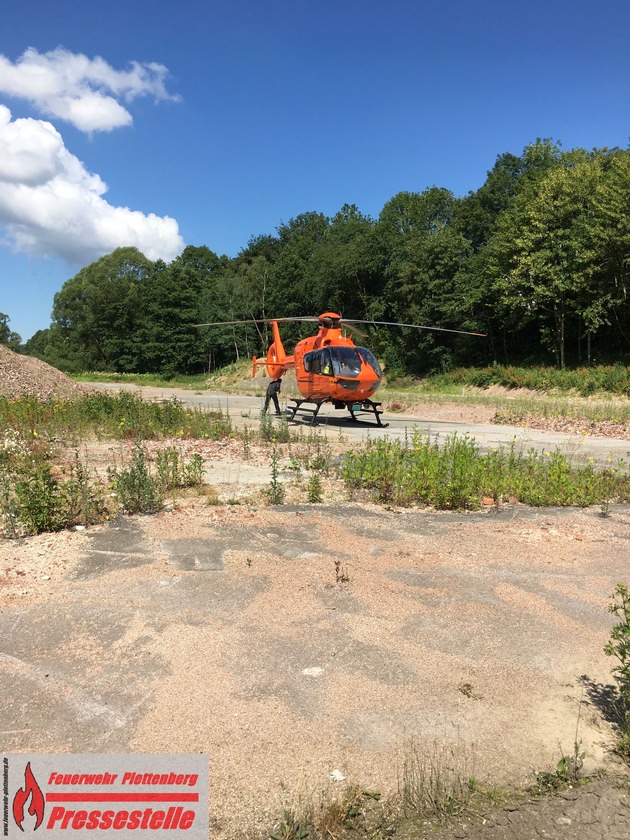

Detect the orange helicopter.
xmin=197 ymin=312 xmax=485 ymax=427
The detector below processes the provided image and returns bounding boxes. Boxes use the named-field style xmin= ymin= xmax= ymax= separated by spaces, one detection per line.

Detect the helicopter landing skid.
xmin=286 ymin=399 xmax=325 ymax=425
xmin=347 ymin=399 xmax=389 ymax=428
xmin=287 ymin=398 xmax=389 ymax=428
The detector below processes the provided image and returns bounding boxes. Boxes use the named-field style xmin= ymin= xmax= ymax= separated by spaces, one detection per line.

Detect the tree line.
xmin=11 ymin=138 xmax=630 ymax=376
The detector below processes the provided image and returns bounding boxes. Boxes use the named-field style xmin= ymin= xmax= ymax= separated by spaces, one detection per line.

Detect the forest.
xmin=12 ymin=138 xmax=630 ymax=377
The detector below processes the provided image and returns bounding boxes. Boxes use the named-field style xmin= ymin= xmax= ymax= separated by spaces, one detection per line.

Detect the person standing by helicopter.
xmin=263 ymin=377 xmax=282 ymax=415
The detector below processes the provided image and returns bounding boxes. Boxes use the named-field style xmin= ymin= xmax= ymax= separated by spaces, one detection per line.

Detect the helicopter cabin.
xmin=303 ymin=346 xmax=381 ymax=379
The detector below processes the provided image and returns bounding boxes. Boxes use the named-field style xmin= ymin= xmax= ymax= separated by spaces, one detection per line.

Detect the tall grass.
xmin=423 ymin=364 xmax=630 ymax=397
xmin=341 ymin=431 xmax=630 ymax=508
xmin=72 ymin=371 xmax=211 ymax=389
xmin=0 ymin=392 xmax=232 ymax=441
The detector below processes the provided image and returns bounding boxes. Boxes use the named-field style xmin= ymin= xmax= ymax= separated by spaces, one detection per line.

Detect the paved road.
xmin=90 ymin=382 xmax=630 ymax=467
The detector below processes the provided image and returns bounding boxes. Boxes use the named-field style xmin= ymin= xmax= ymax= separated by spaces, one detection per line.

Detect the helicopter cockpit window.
xmin=356 ymin=347 xmax=383 ymax=378
xmin=304 ymin=349 xmax=334 ymax=376
xmin=329 ymin=347 xmax=362 ymax=378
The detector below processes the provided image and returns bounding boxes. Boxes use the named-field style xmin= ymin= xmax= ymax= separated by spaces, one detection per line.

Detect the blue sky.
xmin=1 ymin=0 xmax=629 ymax=341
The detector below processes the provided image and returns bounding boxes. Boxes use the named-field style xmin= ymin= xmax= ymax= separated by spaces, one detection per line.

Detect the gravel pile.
xmin=0 ymin=345 xmax=89 ymax=400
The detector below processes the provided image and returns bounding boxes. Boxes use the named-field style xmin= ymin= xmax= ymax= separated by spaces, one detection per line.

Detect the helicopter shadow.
xmin=283 ymin=408 xmax=386 ymax=432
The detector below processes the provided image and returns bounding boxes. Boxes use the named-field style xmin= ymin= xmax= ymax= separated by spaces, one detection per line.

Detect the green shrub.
xmin=604 ymin=584 xmax=630 ymax=758
xmin=341 ymin=431 xmax=630 ymax=509
xmin=1 ymin=437 xmax=107 ymax=536
xmin=155 ymin=448 xmax=204 ymax=489
xmin=307 ymin=472 xmax=323 ymax=503
xmin=107 ymin=444 xmax=164 ymax=514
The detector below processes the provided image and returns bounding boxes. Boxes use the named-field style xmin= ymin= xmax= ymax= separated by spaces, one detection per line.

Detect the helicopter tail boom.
xmin=264 ymin=319 xmax=295 ymax=380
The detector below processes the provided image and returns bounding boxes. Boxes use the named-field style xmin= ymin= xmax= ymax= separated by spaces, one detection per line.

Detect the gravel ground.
xmin=2 ymin=485 xmax=629 ymax=838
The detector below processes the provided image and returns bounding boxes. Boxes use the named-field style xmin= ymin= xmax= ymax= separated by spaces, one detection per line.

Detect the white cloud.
xmin=0 ymin=47 xmax=178 ymax=133
xmin=0 ymin=106 xmax=184 ymax=264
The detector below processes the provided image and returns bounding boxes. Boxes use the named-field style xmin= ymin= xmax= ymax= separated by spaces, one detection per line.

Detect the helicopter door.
xmin=320 ymin=349 xmax=333 ymax=376
xmin=304 ymin=349 xmax=334 ymax=376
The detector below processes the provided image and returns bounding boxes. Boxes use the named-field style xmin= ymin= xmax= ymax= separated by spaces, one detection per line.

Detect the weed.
xmin=422 ymin=364 xmax=630 ymax=397
xmin=107 ymin=444 xmax=206 ymax=515
xmin=274 ymin=414 xmax=291 ymax=443
xmin=534 ymin=741 xmax=585 ymax=792
xmin=14 ymin=459 xmax=67 ymax=534
xmin=263 ymin=446 xmax=285 ymax=505
xmin=604 ymin=583 xmax=630 ymax=757
xmin=72 ymin=371 xmax=212 ymax=390
xmin=307 ymin=473 xmax=323 ymax=503
xmin=107 ymin=444 xmax=164 ymax=514
xmin=1 ymin=439 xmax=107 ymax=536
xmin=0 ymin=466 xmax=20 ymax=537
xmin=314 ymin=787 xmax=363 ymax=838
xmin=555 ymin=741 xmax=585 ymax=782
xmin=534 ymin=697 xmax=586 ymax=792
xmin=199 ymin=485 xmax=221 ymax=505
xmin=155 ymin=447 xmax=204 ymax=489
xmin=242 ymin=425 xmax=251 ymax=460
xmin=259 ymin=411 xmax=291 ymax=444
xmin=0 ymin=392 xmax=232 ymax=442
xmin=399 ymin=739 xmax=475 ymax=820
xmin=288 ymin=456 xmax=303 ymax=473
xmin=283 ymin=429 xmax=332 ymax=474
xmin=259 ymin=410 xmax=275 ymax=442
xmin=268 ymin=810 xmax=308 ymax=840
xmin=307 ymin=436 xmax=333 ymax=473
xmin=61 ymin=452 xmax=108 ymax=527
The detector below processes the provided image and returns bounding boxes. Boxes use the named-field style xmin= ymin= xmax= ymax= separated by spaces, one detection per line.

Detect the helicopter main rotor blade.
xmin=340 ymin=322 xmax=368 ymax=338
xmin=193 ymin=319 xmax=268 ymax=327
xmin=340 ymin=319 xmax=486 ymax=337
xmin=193 ymin=317 xmax=320 ymax=327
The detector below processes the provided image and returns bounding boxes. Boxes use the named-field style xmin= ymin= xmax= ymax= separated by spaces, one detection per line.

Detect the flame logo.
xmin=13 ymin=762 xmax=45 ymax=831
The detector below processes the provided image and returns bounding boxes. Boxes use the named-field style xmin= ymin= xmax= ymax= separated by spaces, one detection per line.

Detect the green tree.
xmin=270 ymin=211 xmax=330 ymax=315
xmin=454 ymin=152 xmax=526 ymax=250
xmin=0 ymin=313 xmax=21 ymax=350
xmin=457 ymin=140 xmax=564 ymax=365
xmin=507 ymin=151 xmax=603 ymax=368
xmin=377 ymin=188 xmax=475 ymax=373
xmin=308 ymin=204 xmax=384 ymax=318
xmin=137 ymin=246 xmax=222 ymax=375
xmin=196 ymin=261 xmax=259 ymax=368
xmin=51 ymin=248 xmax=153 ymax=371
xmin=589 ymin=148 xmax=630 ymax=357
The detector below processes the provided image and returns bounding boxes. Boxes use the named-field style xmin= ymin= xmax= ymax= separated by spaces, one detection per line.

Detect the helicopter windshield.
xmin=356 ymin=347 xmax=383 ymax=378
xmin=329 ymin=347 xmax=362 ymax=377
xmin=304 ymin=346 xmax=383 ymax=379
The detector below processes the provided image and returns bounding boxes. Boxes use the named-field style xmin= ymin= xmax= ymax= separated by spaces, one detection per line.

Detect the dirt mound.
xmin=0 ymin=345 xmax=89 ymax=400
